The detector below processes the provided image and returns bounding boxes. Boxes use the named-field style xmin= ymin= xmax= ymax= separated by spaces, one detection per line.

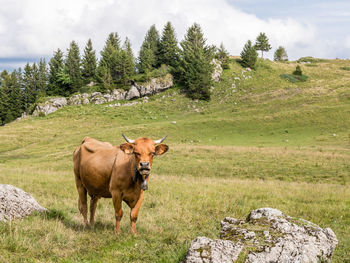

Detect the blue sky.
xmin=0 ymin=0 xmax=349 ymax=71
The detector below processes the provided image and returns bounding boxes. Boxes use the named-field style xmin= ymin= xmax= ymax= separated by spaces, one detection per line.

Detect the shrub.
xmin=293 ymin=65 xmax=302 ymax=76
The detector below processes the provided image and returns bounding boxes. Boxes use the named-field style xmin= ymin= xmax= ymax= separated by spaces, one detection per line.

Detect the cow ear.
xmin=155 ymin=144 xmax=169 ymax=155
xmin=120 ymin=143 xmax=134 ymax=154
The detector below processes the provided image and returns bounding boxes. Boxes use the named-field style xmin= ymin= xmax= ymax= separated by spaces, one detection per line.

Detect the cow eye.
xmin=134 ymin=152 xmax=140 ymax=156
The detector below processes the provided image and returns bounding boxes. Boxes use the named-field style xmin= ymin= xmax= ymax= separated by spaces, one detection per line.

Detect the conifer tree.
xmin=106 ymin=32 xmax=120 ymax=50
xmin=0 ymin=86 xmax=8 ymax=125
xmin=2 ymin=69 xmax=24 ymax=122
xmin=254 ymin=32 xmax=272 ymax=58
xmin=82 ymin=39 xmax=97 ymax=84
xmin=138 ymin=25 xmax=160 ymax=73
xmin=97 ymin=32 xmax=121 ymax=86
xmin=274 ymin=46 xmax=288 ymax=61
xmin=179 ymin=23 xmax=215 ymax=101
xmin=48 ymin=49 xmax=64 ymax=95
xmin=116 ymin=37 xmax=135 ymax=86
xmin=38 ymin=59 xmax=48 ymax=96
xmin=0 ymin=71 xmax=9 ymax=125
xmin=240 ymin=40 xmax=258 ymax=69
xmin=23 ymin=63 xmax=36 ymax=109
xmin=65 ymin=41 xmax=82 ymax=94
xmin=159 ymin=22 xmax=179 ymax=68
xmin=216 ymin=43 xmax=230 ymax=69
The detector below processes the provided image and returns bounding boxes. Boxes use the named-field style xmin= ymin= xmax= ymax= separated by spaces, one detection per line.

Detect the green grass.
xmin=0 ymin=58 xmax=349 ymax=262
xmin=280 ymin=73 xmax=308 ymax=82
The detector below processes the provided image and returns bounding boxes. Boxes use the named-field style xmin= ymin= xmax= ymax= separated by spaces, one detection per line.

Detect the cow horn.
xmin=122 ymin=134 xmax=135 ymax=143
xmin=154 ymin=135 xmax=168 ymax=144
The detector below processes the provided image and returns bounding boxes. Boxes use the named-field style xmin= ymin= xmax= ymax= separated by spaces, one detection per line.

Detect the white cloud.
xmin=0 ymin=0 xmax=328 ymax=64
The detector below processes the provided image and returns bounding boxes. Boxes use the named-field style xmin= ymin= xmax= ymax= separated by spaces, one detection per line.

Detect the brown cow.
xmin=73 ymin=134 xmax=168 ymax=235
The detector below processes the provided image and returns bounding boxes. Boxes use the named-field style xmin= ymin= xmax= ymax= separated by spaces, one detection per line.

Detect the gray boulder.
xmin=68 ymin=94 xmax=83 ymax=105
xmin=110 ymin=89 xmax=126 ymax=101
xmin=133 ymin=74 xmax=174 ymax=97
xmin=183 ymin=208 xmax=338 ymax=263
xmin=90 ymin=92 xmax=107 ymax=104
xmin=33 ymin=97 xmax=67 ymax=116
xmin=0 ymin=184 xmax=46 ymax=222
xmin=125 ymin=85 xmax=141 ymax=100
xmin=185 ymin=237 xmax=243 ymax=263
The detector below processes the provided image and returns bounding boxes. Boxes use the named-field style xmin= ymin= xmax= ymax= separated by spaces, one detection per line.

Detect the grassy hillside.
xmin=0 ymin=58 xmax=349 ymax=262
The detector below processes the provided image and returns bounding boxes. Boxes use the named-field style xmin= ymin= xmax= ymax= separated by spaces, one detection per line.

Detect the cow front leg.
xmin=89 ymin=195 xmax=99 ymax=226
xmin=111 ymin=191 xmax=123 ymax=235
xmin=130 ymin=190 xmax=145 ymax=235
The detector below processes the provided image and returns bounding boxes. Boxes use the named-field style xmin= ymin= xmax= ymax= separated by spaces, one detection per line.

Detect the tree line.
xmin=0 ymin=22 xmax=230 ymax=125
xmin=0 ymin=23 xmax=288 ymax=125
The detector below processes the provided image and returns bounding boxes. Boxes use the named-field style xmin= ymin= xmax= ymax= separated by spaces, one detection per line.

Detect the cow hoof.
xmin=130 ymin=229 xmax=138 ymax=235
xmin=114 ymin=228 xmax=121 ymax=236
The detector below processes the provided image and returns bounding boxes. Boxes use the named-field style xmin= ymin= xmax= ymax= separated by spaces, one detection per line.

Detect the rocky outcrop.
xmin=0 ymin=184 xmax=46 ymax=222
xmin=32 ymin=74 xmax=173 ymax=116
xmin=211 ymin=59 xmax=223 ymax=82
xmin=183 ymin=208 xmax=338 ymax=263
xmin=32 ymin=97 xmax=67 ymax=116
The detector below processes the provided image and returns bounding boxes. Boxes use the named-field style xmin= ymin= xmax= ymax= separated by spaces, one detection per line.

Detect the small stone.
xmin=171 ymin=121 xmax=176 ymax=124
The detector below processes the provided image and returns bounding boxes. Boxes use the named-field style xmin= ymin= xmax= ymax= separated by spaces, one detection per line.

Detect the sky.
xmin=0 ymin=0 xmax=349 ymax=71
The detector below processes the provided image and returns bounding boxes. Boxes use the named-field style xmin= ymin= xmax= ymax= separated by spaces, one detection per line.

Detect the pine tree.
xmin=106 ymin=32 xmax=120 ymax=50
xmin=65 ymin=41 xmax=82 ymax=94
xmin=216 ymin=43 xmax=230 ymax=69
xmin=240 ymin=40 xmax=258 ymax=69
xmin=116 ymin=37 xmax=135 ymax=86
xmin=38 ymin=59 xmax=48 ymax=96
xmin=254 ymin=32 xmax=272 ymax=58
xmin=97 ymin=32 xmax=121 ymax=86
xmin=138 ymin=25 xmax=160 ymax=73
xmin=159 ymin=22 xmax=179 ymax=68
xmin=0 ymin=71 xmax=9 ymax=125
xmin=2 ymin=69 xmax=24 ymax=122
xmin=179 ymin=23 xmax=215 ymax=101
xmin=82 ymin=39 xmax=97 ymax=84
xmin=0 ymin=86 xmax=8 ymax=125
xmin=22 ymin=63 xmax=36 ymax=109
xmin=274 ymin=46 xmax=288 ymax=61
xmin=48 ymin=49 xmax=64 ymax=95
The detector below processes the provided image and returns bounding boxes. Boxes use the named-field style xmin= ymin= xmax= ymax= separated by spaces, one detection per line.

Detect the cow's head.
xmin=120 ymin=134 xmax=169 ymax=190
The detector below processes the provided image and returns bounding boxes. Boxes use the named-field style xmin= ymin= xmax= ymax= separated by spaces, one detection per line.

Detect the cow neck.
xmin=133 ymin=164 xmax=142 ymax=183
xmin=131 ymin=155 xmax=142 ymax=183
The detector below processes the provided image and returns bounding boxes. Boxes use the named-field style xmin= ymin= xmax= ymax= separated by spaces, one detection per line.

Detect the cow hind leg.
xmin=89 ymin=195 xmax=99 ymax=226
xmin=75 ymin=174 xmax=88 ymax=226
xmin=77 ymin=185 xmax=88 ymax=226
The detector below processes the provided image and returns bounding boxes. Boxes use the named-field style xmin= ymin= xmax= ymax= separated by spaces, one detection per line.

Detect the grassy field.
xmin=0 ymin=58 xmax=349 ymax=262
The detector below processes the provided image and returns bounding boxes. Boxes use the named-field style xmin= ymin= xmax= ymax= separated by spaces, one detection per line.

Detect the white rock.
xmin=0 ymin=184 xmax=46 ymax=222
xmin=183 ymin=208 xmax=338 ymax=263
xmin=126 ymin=86 xmax=141 ymax=100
